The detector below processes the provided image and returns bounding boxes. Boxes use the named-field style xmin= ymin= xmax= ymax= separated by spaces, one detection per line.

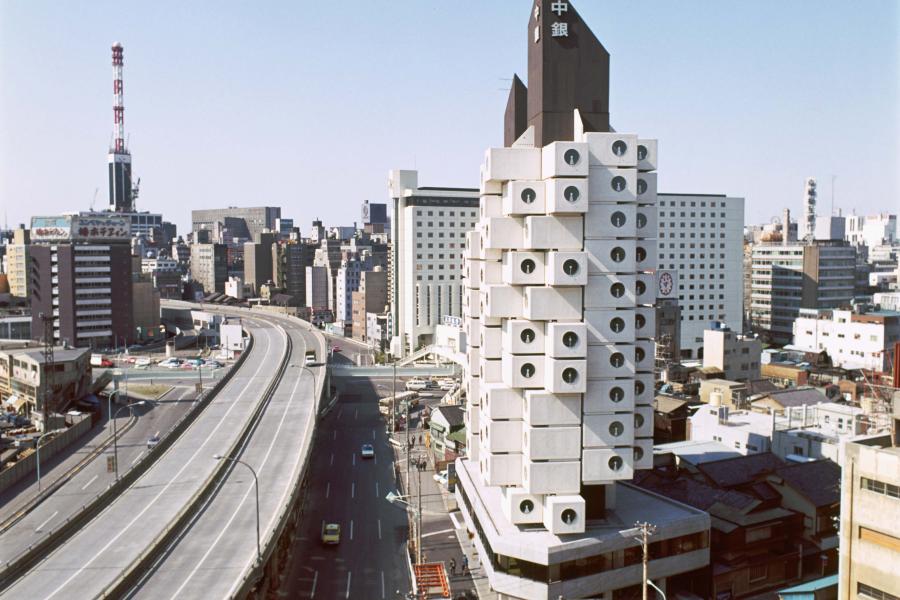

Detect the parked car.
xmin=321 ymin=522 xmax=341 ymax=545
xmin=203 ymin=360 xmax=223 ymax=369
xmin=134 ymin=358 xmax=151 ymax=369
xmin=331 ymin=345 xmax=341 ymax=353
xmin=361 ymin=444 xmax=375 ymax=459
xmin=433 ymin=470 xmax=448 ymax=487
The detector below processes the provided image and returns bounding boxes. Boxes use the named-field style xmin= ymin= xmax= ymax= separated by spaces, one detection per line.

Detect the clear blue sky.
xmin=1 ymin=1 xmax=897 ymax=235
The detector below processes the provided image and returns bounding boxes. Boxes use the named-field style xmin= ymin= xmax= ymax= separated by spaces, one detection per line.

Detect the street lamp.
xmin=35 ymin=428 xmax=66 ymax=491
xmin=213 ymin=454 xmax=261 ymax=565
xmin=620 ymin=522 xmax=663 ymax=600
xmin=113 ymin=400 xmax=146 ymax=480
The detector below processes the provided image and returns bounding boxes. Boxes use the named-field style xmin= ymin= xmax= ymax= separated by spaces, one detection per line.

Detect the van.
xmin=405 ymin=378 xmax=428 ymax=391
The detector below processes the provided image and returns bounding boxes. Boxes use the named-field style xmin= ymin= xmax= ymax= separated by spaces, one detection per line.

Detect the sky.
xmin=1 ymin=1 xmax=898 ymax=236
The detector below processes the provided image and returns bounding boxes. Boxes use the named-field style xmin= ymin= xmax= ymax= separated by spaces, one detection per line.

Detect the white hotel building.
xmin=389 ymin=170 xmax=479 ymax=356
xmin=656 ymin=193 xmax=744 ymax=360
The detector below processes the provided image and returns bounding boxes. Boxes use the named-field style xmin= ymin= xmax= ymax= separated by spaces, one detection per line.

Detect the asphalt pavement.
xmin=0 ymin=384 xmax=197 ymax=562
xmin=281 ymin=376 xmax=412 ymax=600
xmin=0 ymin=317 xmax=283 ymax=599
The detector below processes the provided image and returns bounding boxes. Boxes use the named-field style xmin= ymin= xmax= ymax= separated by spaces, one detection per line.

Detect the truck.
xmin=90 ymin=353 xmax=113 ymax=368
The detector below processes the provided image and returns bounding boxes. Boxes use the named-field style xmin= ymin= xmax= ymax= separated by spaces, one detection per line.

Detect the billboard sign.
xmin=31 ymin=216 xmax=73 ymax=241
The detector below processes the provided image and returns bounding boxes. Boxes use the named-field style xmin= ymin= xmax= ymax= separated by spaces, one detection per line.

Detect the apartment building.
xmin=5 ymin=226 xmax=30 ymax=298
xmin=190 ymin=243 xmax=227 ymax=294
xmin=702 ymin=324 xmax=762 ymax=381
xmin=792 ymin=307 xmax=900 ymax=372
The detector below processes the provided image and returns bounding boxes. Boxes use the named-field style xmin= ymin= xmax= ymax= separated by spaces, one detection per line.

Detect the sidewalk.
xmin=394 ymin=421 xmax=495 ymax=599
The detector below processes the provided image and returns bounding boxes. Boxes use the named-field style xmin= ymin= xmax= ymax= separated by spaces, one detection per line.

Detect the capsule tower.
xmin=108 ymin=42 xmax=133 ymax=212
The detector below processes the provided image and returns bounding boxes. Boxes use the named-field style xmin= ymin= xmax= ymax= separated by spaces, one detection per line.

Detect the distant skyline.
xmin=1 ymin=1 xmax=897 ymax=236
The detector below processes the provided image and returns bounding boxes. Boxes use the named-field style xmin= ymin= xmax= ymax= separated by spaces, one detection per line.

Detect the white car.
xmin=405 ymin=379 xmax=428 ymax=391
xmin=433 ymin=470 xmax=448 ymax=486
xmin=147 ymin=433 xmax=161 ymax=449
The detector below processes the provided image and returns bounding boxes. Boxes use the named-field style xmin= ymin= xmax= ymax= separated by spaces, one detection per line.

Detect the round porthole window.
xmin=563 ymin=259 xmax=580 ymax=276
xmin=610 ymin=247 xmax=626 ymax=263
xmin=610 ymin=282 xmax=626 ymax=298
xmin=608 ymin=456 xmax=624 ymax=471
xmin=609 ymin=421 xmax=624 ymax=437
xmin=564 ymin=186 xmax=580 ymax=203
xmin=564 ymin=149 xmax=581 ymax=165
xmin=635 ymin=380 xmax=645 ymax=395
xmin=610 ymin=353 xmax=625 ymax=368
xmin=636 ymin=280 xmax=646 ymax=295
xmin=521 ymin=187 xmax=536 ymax=204
xmin=610 ymin=317 xmax=625 ymax=333
xmin=637 ymin=145 xmax=648 ymax=161
xmin=635 ymin=314 xmax=646 ymax=329
xmin=520 ymin=258 xmax=536 ymax=274
xmin=634 ymin=446 xmax=644 ymax=460
xmin=562 ymin=331 xmax=579 ymax=347
xmin=636 ymin=347 xmax=645 ymax=362
xmin=610 ymin=211 xmax=627 ymax=227
xmin=520 ymin=328 xmax=535 ymax=344
xmin=561 ymin=508 xmax=578 ymax=525
xmin=520 ymin=363 xmax=535 ymax=378
xmin=636 ymin=247 xmax=647 ymax=262
xmin=635 ymin=413 xmax=645 ymax=428
xmin=637 ymin=178 xmax=647 ymax=196
xmin=612 ymin=140 xmax=628 ymax=157
xmin=609 ymin=386 xmax=625 ymax=403
xmin=636 ymin=213 xmax=647 ymax=229
xmin=520 ymin=499 xmax=534 ymax=515
xmin=562 ymin=367 xmax=579 ymax=384
xmin=610 ymin=176 xmax=627 ymax=193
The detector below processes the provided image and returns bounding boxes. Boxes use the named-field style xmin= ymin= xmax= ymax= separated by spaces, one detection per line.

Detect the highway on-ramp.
xmin=0 ymin=315 xmax=284 ymax=599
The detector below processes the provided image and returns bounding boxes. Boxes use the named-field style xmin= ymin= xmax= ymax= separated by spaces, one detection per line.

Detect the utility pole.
xmin=636 ymin=521 xmax=656 ymax=600
xmin=417 ymin=466 xmax=423 ymax=565
xmin=40 ymin=313 xmax=54 ymax=431
xmin=391 ymin=360 xmax=396 ymax=436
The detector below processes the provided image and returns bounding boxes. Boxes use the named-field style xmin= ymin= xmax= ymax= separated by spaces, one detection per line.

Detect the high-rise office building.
xmin=29 ymin=214 xmax=134 ymax=348
xmin=750 ymin=240 xmax=855 ymax=344
xmin=190 ymin=243 xmax=227 ymax=294
xmin=656 ymin=193 xmax=744 ymax=359
xmin=388 ymin=170 xmax=479 ymax=356
xmin=272 ymin=242 xmax=315 ymax=306
xmin=243 ymin=233 xmax=275 ymax=295
xmin=455 ymin=3 xmax=709 ymax=598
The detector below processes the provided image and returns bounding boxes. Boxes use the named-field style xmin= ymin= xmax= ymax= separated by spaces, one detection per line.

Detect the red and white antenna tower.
xmin=112 ymin=42 xmax=126 ymax=153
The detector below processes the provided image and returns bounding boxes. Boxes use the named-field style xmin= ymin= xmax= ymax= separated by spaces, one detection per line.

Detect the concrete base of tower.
xmin=454 ymin=458 xmax=711 ymax=600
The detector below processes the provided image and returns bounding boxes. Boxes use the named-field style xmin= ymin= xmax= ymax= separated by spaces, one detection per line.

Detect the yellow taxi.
xmin=321 ymin=522 xmax=340 ymax=545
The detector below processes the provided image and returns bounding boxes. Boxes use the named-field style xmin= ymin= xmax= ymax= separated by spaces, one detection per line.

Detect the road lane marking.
xmin=381 ymin=571 xmax=385 ymax=599
xmin=309 ymin=570 xmax=317 ymax=598
xmin=421 ymin=528 xmax=455 ymax=539
xmin=354 ymin=409 xmax=358 ymax=420
xmin=449 ymin=511 xmax=462 ymax=530
xmin=81 ymin=474 xmax=98 ymax=491
xmin=42 ymin=324 xmax=280 ymax=599
xmin=330 ymin=453 xmax=334 ymax=466
xmin=375 ymin=482 xmax=379 ymax=498
xmin=325 ymin=482 xmax=330 ymax=499
xmin=351 ymin=482 xmax=355 ymax=498
xmin=374 ymin=454 xmax=377 ymax=465
xmin=333 ymin=430 xmax=336 ymax=440
xmin=349 ymin=520 xmax=354 ymax=540
xmin=377 ymin=519 xmax=382 ymax=540
xmin=336 ymin=408 xmax=342 ymax=420
xmin=131 ymin=451 xmax=144 ymax=466
xmin=35 ymin=510 xmax=58 ymax=532
xmin=352 ymin=453 xmax=356 ymax=467
xmin=372 ymin=429 xmax=376 ymax=440
xmin=345 ymin=572 xmax=351 ymax=598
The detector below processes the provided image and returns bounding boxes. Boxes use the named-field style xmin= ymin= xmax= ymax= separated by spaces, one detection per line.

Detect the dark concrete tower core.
xmin=504 ymin=0 xmax=611 ymax=147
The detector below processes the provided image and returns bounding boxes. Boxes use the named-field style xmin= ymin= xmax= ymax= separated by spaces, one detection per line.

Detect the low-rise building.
xmin=837 ymin=398 xmax=900 ymax=599
xmin=689 ymin=404 xmax=774 ymax=455
xmin=792 ymin=307 xmax=900 ymax=372
xmin=428 ymin=404 xmax=465 ymax=469
xmin=0 ymin=343 xmax=92 ymax=422
xmin=703 ymin=325 xmax=762 ymax=381
xmin=751 ymin=387 xmax=828 ymax=416
xmin=653 ymin=395 xmax=690 ymax=443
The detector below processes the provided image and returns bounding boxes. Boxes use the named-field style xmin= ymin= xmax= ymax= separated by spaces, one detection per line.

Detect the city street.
xmin=283 ymin=376 xmax=411 ymax=599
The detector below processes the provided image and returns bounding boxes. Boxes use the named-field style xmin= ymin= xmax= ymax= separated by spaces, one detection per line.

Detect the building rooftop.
xmin=653 ymin=395 xmax=688 ymax=414
xmin=433 ymin=404 xmax=464 ymax=428
xmin=753 ymin=387 xmax=828 ymax=409
xmin=654 ymin=440 xmax=741 ymax=465
xmin=770 ymin=460 xmax=841 ymax=507
xmin=696 ymin=452 xmax=785 ymax=488
xmin=6 ymin=346 xmax=90 ymax=364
